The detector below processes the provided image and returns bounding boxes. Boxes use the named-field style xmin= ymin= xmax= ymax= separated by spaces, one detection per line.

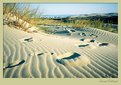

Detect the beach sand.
xmin=3 ymin=25 xmax=118 ymax=78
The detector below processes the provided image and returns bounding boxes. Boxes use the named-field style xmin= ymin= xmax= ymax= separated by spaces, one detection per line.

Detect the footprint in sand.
xmin=3 ymin=59 xmax=25 ymax=70
xmin=56 ymin=52 xmax=90 ymax=66
xmin=19 ymin=37 xmax=33 ymax=43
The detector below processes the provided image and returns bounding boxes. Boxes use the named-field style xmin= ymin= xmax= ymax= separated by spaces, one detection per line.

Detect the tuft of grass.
xmin=37 ymin=27 xmax=54 ymax=33
xmin=3 ymin=3 xmax=41 ymax=32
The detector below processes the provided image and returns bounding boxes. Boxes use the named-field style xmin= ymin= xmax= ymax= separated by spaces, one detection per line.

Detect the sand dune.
xmin=3 ymin=25 xmax=118 ymax=78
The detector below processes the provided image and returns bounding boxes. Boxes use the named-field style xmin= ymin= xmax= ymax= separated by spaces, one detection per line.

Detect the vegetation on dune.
xmin=34 ymin=17 xmax=118 ymax=33
xmin=38 ymin=27 xmax=50 ymax=32
xmin=3 ymin=3 xmax=41 ymax=32
xmin=3 ymin=3 xmax=118 ymax=33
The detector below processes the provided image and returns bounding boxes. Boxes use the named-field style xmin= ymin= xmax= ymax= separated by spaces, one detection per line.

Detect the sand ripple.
xmin=3 ymin=25 xmax=118 ymax=78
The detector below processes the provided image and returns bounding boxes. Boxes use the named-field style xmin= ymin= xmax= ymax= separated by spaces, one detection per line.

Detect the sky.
xmin=29 ymin=4 xmax=118 ymax=15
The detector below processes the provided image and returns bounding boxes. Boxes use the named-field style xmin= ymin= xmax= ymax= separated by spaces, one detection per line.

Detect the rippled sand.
xmin=3 ymin=25 xmax=118 ymax=78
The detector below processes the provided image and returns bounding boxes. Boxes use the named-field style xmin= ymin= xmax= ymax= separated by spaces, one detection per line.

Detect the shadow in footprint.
xmin=56 ymin=59 xmax=65 ymax=65
xmin=37 ymin=53 xmax=44 ymax=56
xmin=89 ymin=34 xmax=98 ymax=38
xmin=56 ymin=53 xmax=81 ymax=65
xmin=62 ymin=53 xmax=80 ymax=60
xmin=99 ymin=43 xmax=109 ymax=46
xmin=4 ymin=60 xmax=25 ymax=70
xmin=24 ymin=37 xmax=33 ymax=42
xmin=90 ymin=39 xmax=95 ymax=43
xmin=80 ymin=38 xmax=85 ymax=41
xmin=78 ymin=44 xmax=89 ymax=47
xmin=82 ymin=33 xmax=86 ymax=36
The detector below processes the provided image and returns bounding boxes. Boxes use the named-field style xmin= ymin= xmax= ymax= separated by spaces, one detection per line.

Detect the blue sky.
xmin=29 ymin=4 xmax=118 ymax=15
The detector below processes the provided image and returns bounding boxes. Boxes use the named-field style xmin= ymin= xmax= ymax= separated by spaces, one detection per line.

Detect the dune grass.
xmin=3 ymin=3 xmax=117 ymax=33
xmin=33 ymin=18 xmax=118 ymax=33
xmin=3 ymin=3 xmax=41 ymax=32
